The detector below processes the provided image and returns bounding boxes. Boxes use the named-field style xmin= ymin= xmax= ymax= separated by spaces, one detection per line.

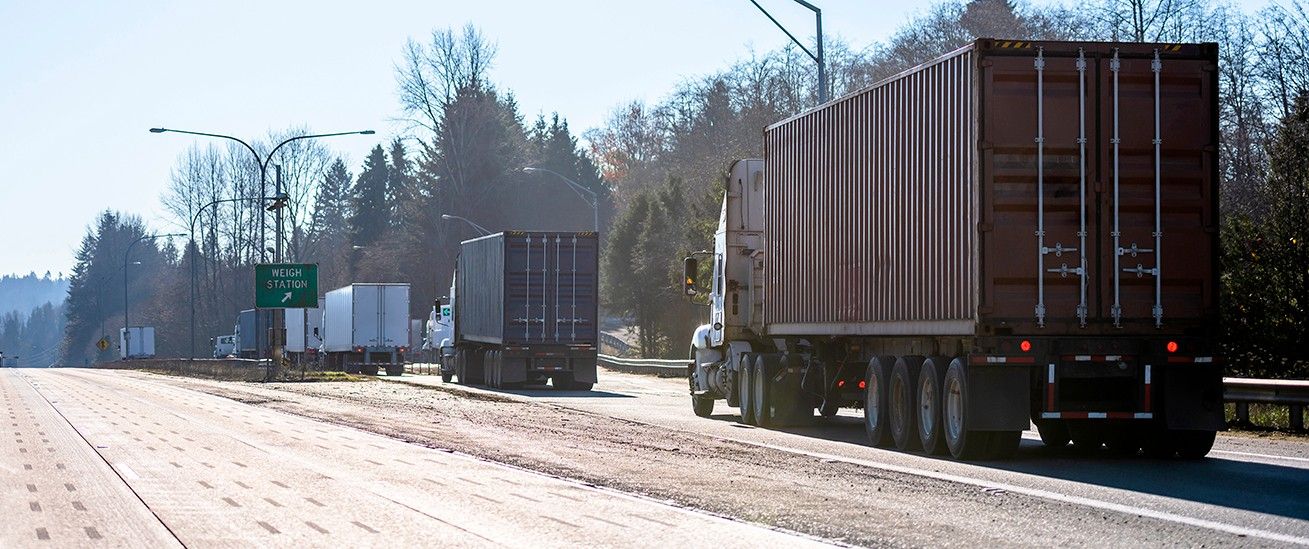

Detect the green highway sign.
xmin=255 ymin=263 xmax=318 ymax=309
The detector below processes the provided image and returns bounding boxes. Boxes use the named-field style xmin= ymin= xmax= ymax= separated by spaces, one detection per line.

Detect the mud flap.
xmin=501 ymin=356 xmax=528 ymax=384
xmin=1162 ymin=363 xmax=1226 ymax=431
xmin=966 ymin=364 xmax=1030 ymax=431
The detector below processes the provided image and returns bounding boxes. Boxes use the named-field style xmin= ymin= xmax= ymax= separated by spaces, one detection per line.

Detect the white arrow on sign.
xmin=281 ymin=292 xmax=293 ymax=303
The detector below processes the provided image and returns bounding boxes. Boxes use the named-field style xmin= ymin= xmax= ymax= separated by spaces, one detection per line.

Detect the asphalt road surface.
xmin=5 ymin=366 xmax=1307 ymax=547
xmin=0 ymin=368 xmax=827 ymax=547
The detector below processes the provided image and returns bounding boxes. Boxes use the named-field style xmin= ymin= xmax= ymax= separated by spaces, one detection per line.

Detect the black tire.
xmin=386 ymin=365 xmax=403 ymax=377
xmin=739 ymin=357 xmax=756 ymax=425
xmin=1069 ymin=425 xmax=1102 ymax=454
xmin=889 ymin=356 xmax=922 ymax=451
xmin=1034 ymin=419 xmax=1070 ymax=449
xmin=454 ymin=350 xmax=465 ymax=384
xmin=440 ymin=372 xmax=453 ymax=383
xmin=489 ymin=351 xmax=501 ymax=389
xmin=753 ymin=356 xmax=772 ymax=428
xmin=1104 ymin=427 xmax=1140 ymax=457
xmin=363 ymin=364 xmax=379 ymax=376
xmin=986 ymin=431 xmax=1022 ymax=460
xmin=1173 ymin=430 xmax=1216 ymax=460
xmin=943 ymin=358 xmax=992 ymax=460
xmin=864 ymin=357 xmax=894 ymax=448
xmin=692 ymin=394 xmax=715 ymax=417
xmin=918 ymin=356 xmax=950 ymax=455
xmin=1140 ymin=428 xmax=1175 ymax=459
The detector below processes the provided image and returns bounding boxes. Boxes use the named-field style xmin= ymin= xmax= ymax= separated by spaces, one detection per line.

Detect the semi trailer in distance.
xmin=451 ymin=231 xmax=599 ymax=390
xmin=235 ymin=309 xmax=272 ymax=359
xmin=686 ymin=39 xmax=1224 ymax=460
xmin=321 ymin=283 xmax=411 ymax=376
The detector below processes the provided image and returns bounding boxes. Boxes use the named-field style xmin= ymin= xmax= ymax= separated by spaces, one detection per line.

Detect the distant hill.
xmin=0 ymin=273 xmax=69 ymax=318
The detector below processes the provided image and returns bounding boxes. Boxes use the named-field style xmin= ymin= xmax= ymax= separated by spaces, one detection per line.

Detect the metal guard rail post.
xmin=1224 ymin=377 xmax=1309 ymax=431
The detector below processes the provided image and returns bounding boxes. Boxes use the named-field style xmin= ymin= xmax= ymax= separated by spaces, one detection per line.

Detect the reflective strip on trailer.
xmin=1041 ymin=412 xmax=1154 ymax=419
xmin=1060 ymin=354 xmax=1133 ymax=362
xmin=968 ymin=355 xmax=1037 ymax=365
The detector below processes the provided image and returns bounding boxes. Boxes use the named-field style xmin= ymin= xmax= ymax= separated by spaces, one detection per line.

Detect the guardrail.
xmin=1224 ymin=377 xmax=1309 ymax=431
xmin=597 ymin=354 xmax=687 ymax=377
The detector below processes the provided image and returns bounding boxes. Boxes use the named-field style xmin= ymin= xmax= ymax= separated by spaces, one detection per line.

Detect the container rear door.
xmin=980 ymin=42 xmax=1217 ymax=334
xmin=355 ymin=286 xmax=381 ymax=347
xmin=380 ymin=285 xmax=410 ymax=348
xmin=504 ymin=233 xmax=598 ymax=345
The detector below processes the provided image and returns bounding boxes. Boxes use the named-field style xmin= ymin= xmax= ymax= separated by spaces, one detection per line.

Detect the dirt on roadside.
xmin=149 ymin=374 xmax=1240 ymax=548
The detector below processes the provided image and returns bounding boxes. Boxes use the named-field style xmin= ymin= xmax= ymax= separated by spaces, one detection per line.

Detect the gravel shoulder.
xmin=127 ymin=371 xmax=1279 ymax=548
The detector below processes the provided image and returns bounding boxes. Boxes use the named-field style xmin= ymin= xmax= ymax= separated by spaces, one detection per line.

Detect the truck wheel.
xmin=889 ymin=356 xmax=922 ymax=451
xmin=441 ymin=372 xmax=453 ymax=383
xmin=1104 ymin=427 xmax=1139 ymax=457
xmin=386 ymin=365 xmax=403 ymax=377
xmin=488 ymin=351 xmax=500 ymax=388
xmin=739 ymin=358 xmax=756 ymax=425
xmin=1034 ymin=420 xmax=1070 ymax=449
xmin=1069 ymin=425 xmax=1102 ymax=453
xmin=1140 ymin=428 xmax=1175 ymax=458
xmin=987 ymin=430 xmax=1022 ymax=459
xmin=1173 ymin=430 xmax=1216 ymax=459
xmin=454 ymin=351 xmax=465 ymax=384
xmin=864 ymin=356 xmax=894 ymax=447
xmin=692 ymin=394 xmax=714 ymax=417
xmin=752 ymin=356 xmax=772 ymax=428
xmin=363 ymin=364 xmax=379 ymax=376
xmin=943 ymin=358 xmax=992 ymax=460
xmin=917 ymin=356 xmax=950 ymax=455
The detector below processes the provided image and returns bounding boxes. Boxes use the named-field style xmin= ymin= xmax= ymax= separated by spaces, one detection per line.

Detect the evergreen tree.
xmin=387 ymin=139 xmax=414 ymax=224
xmin=349 ymin=145 xmax=390 ymax=249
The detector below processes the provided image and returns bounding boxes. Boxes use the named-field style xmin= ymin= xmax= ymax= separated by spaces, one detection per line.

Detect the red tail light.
xmin=1020 ymin=340 xmax=1032 ymax=352
xmin=837 ymin=380 xmax=846 ymax=388
xmin=1166 ymin=341 xmax=1178 ymax=353
xmin=858 ymin=380 xmax=867 ymax=390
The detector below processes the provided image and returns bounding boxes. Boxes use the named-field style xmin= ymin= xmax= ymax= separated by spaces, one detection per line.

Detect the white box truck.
xmin=321 ymin=283 xmax=411 ymax=376
xmin=120 ymin=326 xmax=156 ymax=360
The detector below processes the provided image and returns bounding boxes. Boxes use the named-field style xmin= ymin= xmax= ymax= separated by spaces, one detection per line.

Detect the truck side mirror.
xmin=683 ymin=257 xmax=699 ymax=296
xmin=434 ymin=298 xmax=443 ymax=308
xmin=312 ymin=327 xmax=320 ymax=337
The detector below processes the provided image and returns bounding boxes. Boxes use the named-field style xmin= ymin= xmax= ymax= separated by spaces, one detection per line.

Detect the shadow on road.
xmin=704 ymin=412 xmax=1309 ymax=522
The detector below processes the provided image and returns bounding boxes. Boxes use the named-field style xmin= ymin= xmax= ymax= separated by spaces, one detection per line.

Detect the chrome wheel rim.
xmin=946 ymin=374 xmax=964 ymax=443
xmin=919 ymin=373 xmax=935 ymax=440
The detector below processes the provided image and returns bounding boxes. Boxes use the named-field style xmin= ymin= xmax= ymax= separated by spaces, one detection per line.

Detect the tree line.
xmin=51 ymin=0 xmax=1308 ymax=379
xmin=593 ymin=0 xmax=1309 ymax=377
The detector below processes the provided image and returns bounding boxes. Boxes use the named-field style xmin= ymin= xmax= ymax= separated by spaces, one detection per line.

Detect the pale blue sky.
xmin=0 ymin=0 xmax=1269 ymax=277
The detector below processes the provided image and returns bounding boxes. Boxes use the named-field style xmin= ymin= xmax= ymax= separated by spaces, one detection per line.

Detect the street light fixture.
xmin=441 ymin=214 xmax=492 ymax=236
xmin=123 ymin=233 xmax=184 ymax=359
xmin=521 ymin=166 xmax=599 ymax=233
xmin=151 ymin=127 xmax=374 ymax=361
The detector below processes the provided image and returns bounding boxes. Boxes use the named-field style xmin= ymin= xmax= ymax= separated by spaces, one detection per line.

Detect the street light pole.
xmin=521 ymin=167 xmax=599 ymax=233
xmin=441 ymin=214 xmax=492 ymax=236
xmin=748 ymin=0 xmax=826 ymax=103
xmin=123 ymin=233 xmax=184 ymax=359
xmin=152 ymin=127 xmax=374 ymax=362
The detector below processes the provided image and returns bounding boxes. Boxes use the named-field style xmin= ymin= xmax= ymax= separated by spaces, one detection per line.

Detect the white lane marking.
xmin=1211 ymin=449 xmax=1309 ymax=465
xmin=731 ymin=438 xmax=1309 ymax=546
xmin=116 ymin=462 xmax=141 ymax=480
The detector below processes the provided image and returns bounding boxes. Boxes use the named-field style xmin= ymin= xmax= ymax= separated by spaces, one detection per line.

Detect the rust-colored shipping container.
xmin=762 ymin=39 xmax=1218 ymax=337
xmin=687 ymin=39 xmax=1223 ymax=460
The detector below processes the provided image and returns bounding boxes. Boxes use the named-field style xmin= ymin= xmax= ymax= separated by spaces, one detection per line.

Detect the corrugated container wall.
xmin=764 ymin=48 xmax=976 ymax=335
xmin=762 ymin=39 xmax=1219 ymax=337
xmin=457 ymin=232 xmax=599 ymax=346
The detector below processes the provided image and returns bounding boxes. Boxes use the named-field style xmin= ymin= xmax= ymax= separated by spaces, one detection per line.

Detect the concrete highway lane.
xmin=0 ymin=368 xmax=829 ymax=548
xmin=398 ymin=367 xmax=1309 ymax=546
